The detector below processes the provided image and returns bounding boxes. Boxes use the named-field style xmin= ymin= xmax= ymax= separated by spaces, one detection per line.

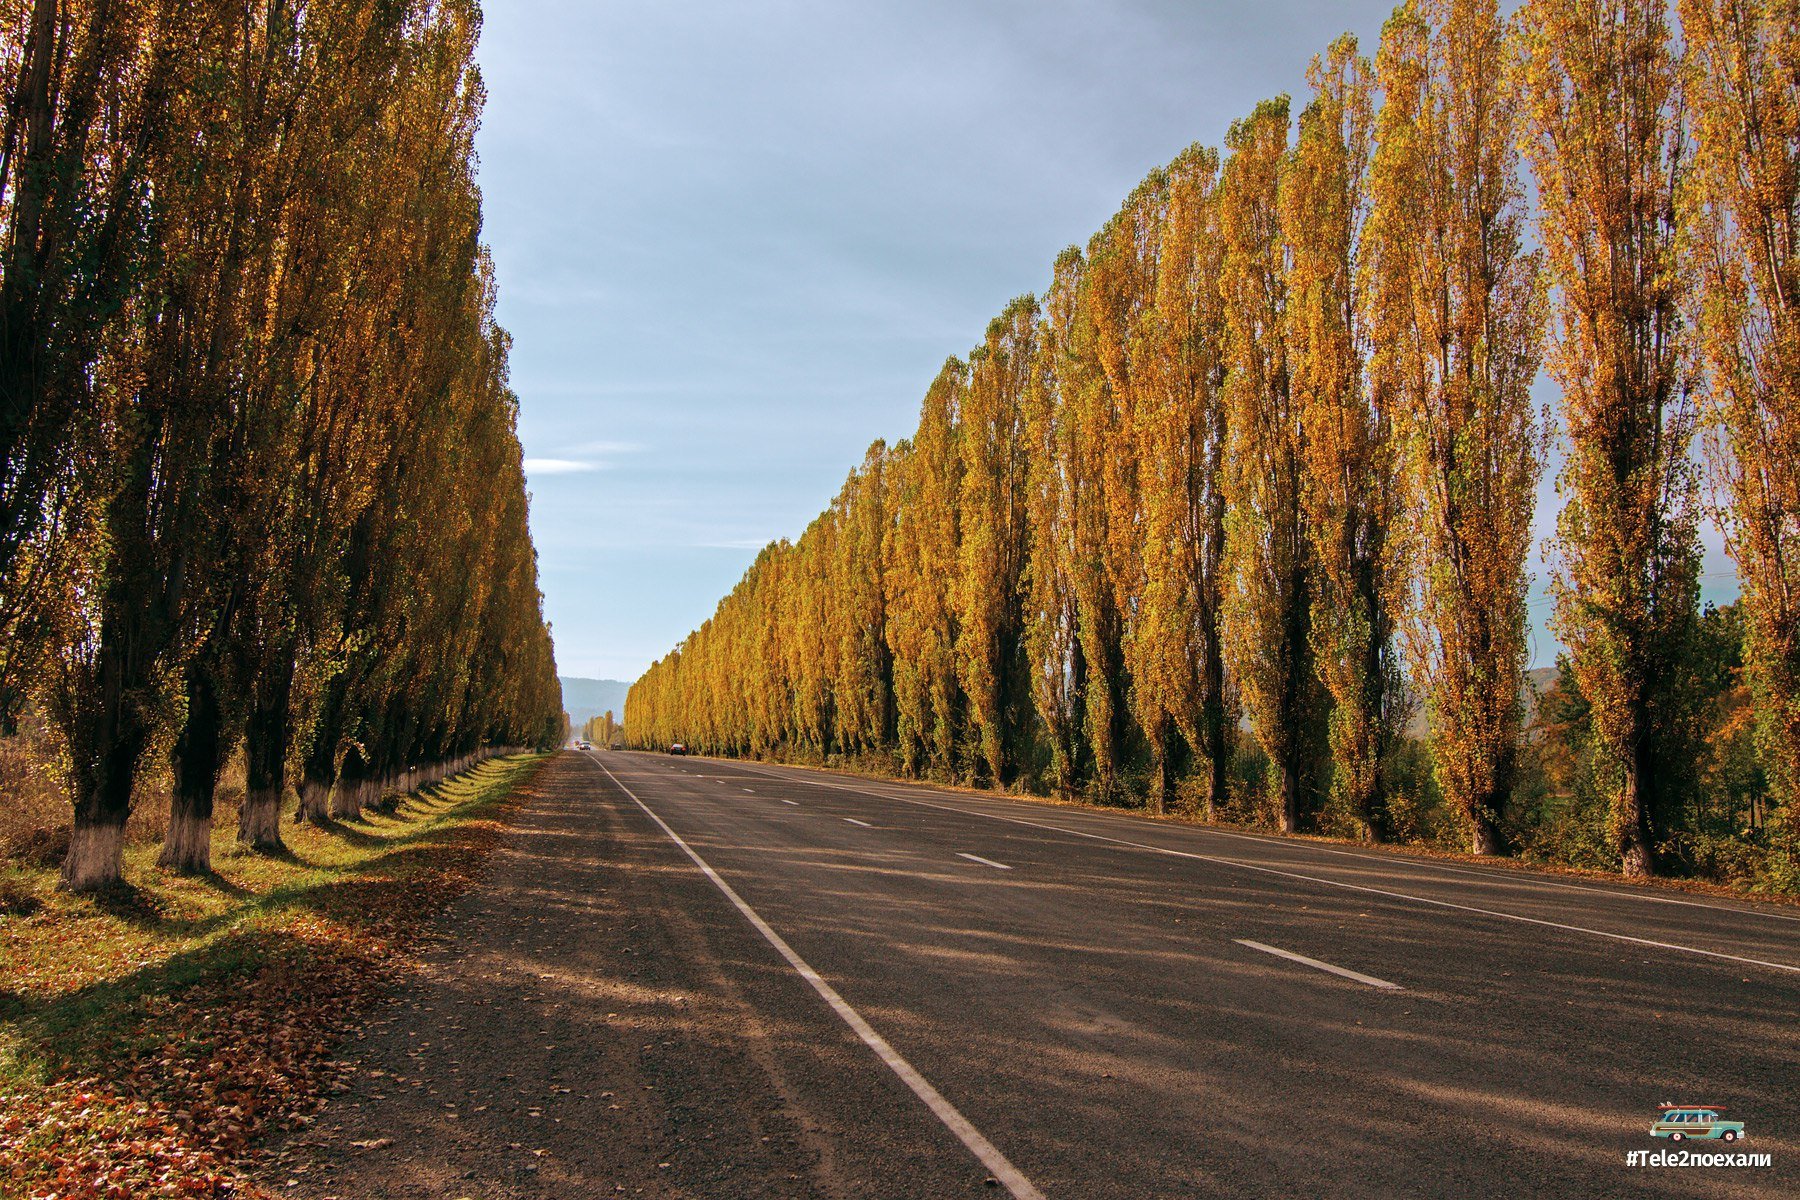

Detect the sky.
xmin=472 ymin=0 xmax=1736 ymax=685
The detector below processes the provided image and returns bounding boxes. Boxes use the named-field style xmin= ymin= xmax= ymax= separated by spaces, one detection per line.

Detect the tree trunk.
xmin=160 ymin=669 xmax=224 ymax=874
xmin=297 ymin=677 xmax=346 ymax=825
xmin=158 ymin=801 xmax=212 ymax=873
xmin=1468 ymin=742 xmax=1513 ymax=855
xmin=1209 ymin=741 xmax=1224 ymax=827
xmin=238 ymin=783 xmax=283 ymax=849
xmin=238 ymin=668 xmax=291 ymax=852
xmin=61 ymin=738 xmax=139 ymax=891
xmin=1203 ymin=687 xmax=1228 ymax=826
xmin=1053 ymin=733 xmax=1075 ymax=799
xmin=296 ymin=732 xmax=336 ymax=826
xmin=331 ymin=752 xmax=366 ymax=820
xmin=61 ymin=819 xmax=128 ymax=892
xmin=1278 ymin=759 xmax=1299 ymax=835
xmin=1148 ymin=719 xmax=1168 ymax=817
xmin=1469 ymin=806 xmax=1506 ymax=856
xmin=1618 ymin=760 xmax=1655 ymax=877
xmin=60 ymin=622 xmax=155 ymax=892
xmin=296 ymin=774 xmax=332 ymax=825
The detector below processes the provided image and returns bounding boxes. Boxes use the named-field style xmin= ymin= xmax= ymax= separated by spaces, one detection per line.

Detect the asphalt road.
xmin=570 ymin=748 xmax=1799 ymax=1199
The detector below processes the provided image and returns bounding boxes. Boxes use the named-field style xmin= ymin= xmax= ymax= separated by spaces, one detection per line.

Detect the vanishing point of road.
xmin=275 ymin=749 xmax=1800 ymax=1198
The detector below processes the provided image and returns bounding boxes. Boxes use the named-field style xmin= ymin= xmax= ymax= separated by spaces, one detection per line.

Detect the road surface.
xmin=276 ymin=749 xmax=1800 ymax=1198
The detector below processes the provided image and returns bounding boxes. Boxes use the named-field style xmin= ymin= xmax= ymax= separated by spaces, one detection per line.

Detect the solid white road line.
xmin=743 ymin=788 xmax=755 ymax=793
xmin=957 ymin=853 xmax=1013 ymax=871
xmin=586 ymin=755 xmax=1046 ymax=1200
xmin=781 ymin=799 xmax=800 ymax=806
xmin=845 ymin=817 xmax=873 ymax=828
xmin=1236 ymin=939 xmax=1402 ymax=990
xmin=719 ymin=761 xmax=1800 ymax=978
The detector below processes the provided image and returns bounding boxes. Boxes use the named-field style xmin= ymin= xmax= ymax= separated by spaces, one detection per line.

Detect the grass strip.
xmin=0 ymin=752 xmax=549 ymax=1200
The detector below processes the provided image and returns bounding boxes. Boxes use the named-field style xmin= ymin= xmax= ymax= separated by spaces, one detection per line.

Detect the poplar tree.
xmin=749 ymin=544 xmax=790 ymax=755
xmin=1023 ymin=251 xmax=1089 ymax=795
xmin=1370 ymin=0 xmax=1546 ymax=854
xmin=885 ymin=361 xmax=965 ymax=777
xmin=1085 ymin=176 xmax=1162 ymax=806
xmin=1068 ymin=238 xmax=1131 ymax=801
xmin=955 ymin=299 xmax=1036 ymax=786
xmin=1683 ymin=0 xmax=1800 ymax=839
xmin=51 ymin=1 xmax=245 ymax=889
xmin=154 ymin=0 xmax=309 ymax=872
xmin=295 ymin=1 xmax=498 ymax=822
xmin=1518 ymin=0 xmax=1703 ymax=876
xmin=1149 ymin=145 xmax=1233 ymax=819
xmin=624 ymin=1 xmax=1795 ymax=888
xmin=830 ymin=443 xmax=894 ymax=755
xmin=1286 ymin=36 xmax=1409 ymax=841
xmin=783 ymin=517 xmax=833 ymax=755
xmin=1221 ymin=96 xmax=1325 ymax=833
xmin=30 ymin=0 xmax=562 ymax=885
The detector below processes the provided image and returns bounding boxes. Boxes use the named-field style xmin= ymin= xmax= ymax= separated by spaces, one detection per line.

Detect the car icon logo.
xmin=1649 ymin=1104 xmax=1746 ymax=1143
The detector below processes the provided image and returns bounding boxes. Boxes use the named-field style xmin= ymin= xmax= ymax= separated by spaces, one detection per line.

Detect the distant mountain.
xmin=560 ymin=676 xmax=631 ymax=729
xmin=1524 ymin=665 xmax=1560 ymax=724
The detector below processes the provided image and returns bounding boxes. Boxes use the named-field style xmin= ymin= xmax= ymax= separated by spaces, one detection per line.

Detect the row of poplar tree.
xmin=0 ymin=0 xmax=563 ymax=891
xmin=629 ymin=0 xmax=1800 ymax=880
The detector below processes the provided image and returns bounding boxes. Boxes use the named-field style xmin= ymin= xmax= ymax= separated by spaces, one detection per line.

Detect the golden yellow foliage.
xmin=1022 ymin=252 xmax=1089 ymax=795
xmin=1220 ymin=96 xmax=1326 ymax=834
xmin=1370 ymin=0 xmax=1547 ymax=854
xmin=1518 ymin=0 xmax=1704 ymax=876
xmin=956 ymin=301 xmax=1036 ymax=786
xmin=1286 ymin=35 xmax=1411 ymax=842
xmin=1684 ymin=0 xmax=1800 ymax=836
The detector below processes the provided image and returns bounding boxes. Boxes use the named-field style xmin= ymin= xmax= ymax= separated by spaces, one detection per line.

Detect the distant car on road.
xmin=668 ymin=742 xmax=687 ymax=755
xmin=1650 ymin=1107 xmax=1745 ymax=1142
xmin=576 ymin=740 xmax=591 ymax=750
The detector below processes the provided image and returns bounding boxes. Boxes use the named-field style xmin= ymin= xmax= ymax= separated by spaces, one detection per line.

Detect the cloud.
xmin=566 ymin=439 xmax=645 ymax=456
xmin=523 ymin=457 xmax=600 ymax=475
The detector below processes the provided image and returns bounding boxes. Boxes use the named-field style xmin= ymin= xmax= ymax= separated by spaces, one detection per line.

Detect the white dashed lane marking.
xmin=957 ymin=853 xmax=1013 ymax=871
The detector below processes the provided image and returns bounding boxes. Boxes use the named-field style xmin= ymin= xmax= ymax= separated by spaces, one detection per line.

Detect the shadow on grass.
xmin=227 ymin=841 xmax=314 ymax=869
xmin=74 ymin=857 xmax=316 ymax=935
xmin=67 ymin=868 xmax=264 ymax=932
xmin=199 ymin=872 xmax=254 ymax=900
xmin=0 ymin=925 xmax=307 ymax=1077
xmin=80 ymin=879 xmax=169 ymax=927
xmin=0 ymin=878 xmax=45 ymax=918
xmin=299 ymin=818 xmax=389 ymax=851
xmin=1 ymin=841 xmax=488 ymax=1085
